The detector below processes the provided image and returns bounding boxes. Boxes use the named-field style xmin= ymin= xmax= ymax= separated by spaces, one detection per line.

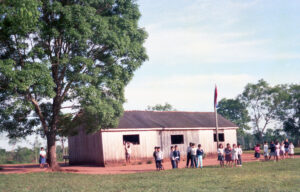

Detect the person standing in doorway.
xmin=125 ymin=142 xmax=131 ymax=164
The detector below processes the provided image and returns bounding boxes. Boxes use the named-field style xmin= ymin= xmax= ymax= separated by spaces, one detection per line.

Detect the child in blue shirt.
xmin=173 ymin=145 xmax=180 ymax=168
xmin=196 ymin=144 xmax=204 ymax=168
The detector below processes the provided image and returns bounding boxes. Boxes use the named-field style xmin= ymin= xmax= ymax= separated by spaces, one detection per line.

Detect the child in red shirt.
xmin=254 ymin=144 xmax=261 ymax=160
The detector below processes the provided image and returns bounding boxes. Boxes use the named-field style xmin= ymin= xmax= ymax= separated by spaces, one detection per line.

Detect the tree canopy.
xmin=147 ymin=103 xmax=176 ymax=111
xmin=239 ymin=79 xmax=289 ymax=142
xmin=0 ymin=0 xmax=147 ymax=169
xmin=217 ymin=98 xmax=250 ymax=135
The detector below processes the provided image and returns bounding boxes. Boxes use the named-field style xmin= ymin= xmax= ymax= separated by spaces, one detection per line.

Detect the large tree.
xmin=217 ymin=98 xmax=250 ymax=135
xmin=239 ymin=79 xmax=288 ymax=142
xmin=281 ymin=84 xmax=300 ymax=145
xmin=0 ymin=0 xmax=147 ymax=170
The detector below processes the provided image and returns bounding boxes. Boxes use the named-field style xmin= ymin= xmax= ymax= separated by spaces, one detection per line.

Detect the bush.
xmin=146 ymin=160 xmax=152 ymax=164
xmin=138 ymin=162 xmax=143 ymax=165
xmin=5 ymin=160 xmax=17 ymax=164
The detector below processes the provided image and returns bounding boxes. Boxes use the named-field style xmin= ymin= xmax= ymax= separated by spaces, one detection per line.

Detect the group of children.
xmin=153 ymin=146 xmax=165 ymax=170
xmin=153 ymin=143 xmax=205 ymax=171
xmin=153 ymin=139 xmax=295 ymax=170
xmin=217 ymin=143 xmax=243 ymax=167
xmin=262 ymin=139 xmax=295 ymax=161
xmin=186 ymin=143 xmax=205 ymax=168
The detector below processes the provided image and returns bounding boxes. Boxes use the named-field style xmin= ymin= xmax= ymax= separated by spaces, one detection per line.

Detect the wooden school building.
xmin=68 ymin=111 xmax=238 ymax=166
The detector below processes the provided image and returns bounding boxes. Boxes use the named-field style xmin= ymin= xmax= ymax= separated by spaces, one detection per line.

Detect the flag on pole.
xmin=214 ymin=85 xmax=218 ymax=108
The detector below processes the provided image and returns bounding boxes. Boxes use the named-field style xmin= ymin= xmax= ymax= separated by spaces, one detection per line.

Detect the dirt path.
xmin=1 ymin=154 xmax=298 ymax=175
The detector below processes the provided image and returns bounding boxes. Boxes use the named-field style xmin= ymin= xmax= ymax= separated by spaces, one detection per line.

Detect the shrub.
xmin=146 ymin=160 xmax=152 ymax=164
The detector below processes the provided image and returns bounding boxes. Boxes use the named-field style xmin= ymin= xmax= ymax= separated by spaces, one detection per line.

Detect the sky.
xmin=1 ymin=0 xmax=300 ymax=150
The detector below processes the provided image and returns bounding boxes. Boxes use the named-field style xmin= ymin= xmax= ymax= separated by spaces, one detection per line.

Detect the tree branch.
xmin=27 ymin=94 xmax=49 ymax=134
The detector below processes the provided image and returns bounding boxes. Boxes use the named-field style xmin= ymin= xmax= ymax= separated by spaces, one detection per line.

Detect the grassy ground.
xmin=1 ymin=158 xmax=300 ymax=192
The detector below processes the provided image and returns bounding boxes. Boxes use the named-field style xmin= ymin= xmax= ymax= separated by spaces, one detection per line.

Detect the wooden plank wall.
xmin=68 ymin=125 xmax=104 ymax=165
xmin=101 ymin=130 xmax=159 ymax=163
xmin=224 ymin=129 xmax=237 ymax=146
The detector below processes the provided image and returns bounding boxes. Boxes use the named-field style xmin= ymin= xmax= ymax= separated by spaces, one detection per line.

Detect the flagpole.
xmin=215 ymin=105 xmax=219 ymax=150
xmin=214 ymin=85 xmax=219 ymax=150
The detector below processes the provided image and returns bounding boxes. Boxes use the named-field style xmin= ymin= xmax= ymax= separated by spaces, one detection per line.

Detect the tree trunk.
xmin=46 ymin=132 xmax=60 ymax=171
xmin=61 ymin=137 xmax=65 ymax=156
xmin=258 ymin=131 xmax=264 ymax=144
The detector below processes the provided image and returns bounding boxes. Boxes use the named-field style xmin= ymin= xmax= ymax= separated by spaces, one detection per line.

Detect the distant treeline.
xmin=0 ymin=146 xmax=67 ymax=164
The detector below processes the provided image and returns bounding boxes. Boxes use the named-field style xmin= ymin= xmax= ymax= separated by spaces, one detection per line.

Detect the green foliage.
xmin=263 ymin=128 xmax=285 ymax=143
xmin=281 ymin=84 xmax=300 ymax=145
xmin=147 ymin=103 xmax=176 ymax=111
xmin=1 ymin=159 xmax=300 ymax=191
xmin=217 ymin=98 xmax=250 ymax=135
xmin=0 ymin=0 xmax=147 ymax=166
xmin=239 ymin=79 xmax=289 ymax=142
xmin=0 ymin=146 xmax=67 ymax=164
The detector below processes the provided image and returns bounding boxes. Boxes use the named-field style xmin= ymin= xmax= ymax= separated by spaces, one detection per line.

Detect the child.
xmin=217 ymin=144 xmax=224 ymax=167
xmin=186 ymin=142 xmax=192 ymax=168
xmin=275 ymin=141 xmax=280 ymax=162
xmin=231 ymin=144 xmax=238 ymax=167
xmin=224 ymin=143 xmax=232 ymax=167
xmin=125 ymin=142 xmax=131 ymax=164
xmin=153 ymin=147 xmax=158 ymax=170
xmin=196 ymin=144 xmax=204 ymax=168
xmin=156 ymin=147 xmax=164 ymax=171
xmin=190 ymin=143 xmax=197 ymax=168
xmin=170 ymin=146 xmax=176 ymax=169
xmin=269 ymin=141 xmax=276 ymax=161
xmin=254 ymin=144 xmax=260 ymax=160
xmin=284 ymin=139 xmax=289 ymax=158
xmin=39 ymin=147 xmax=46 ymax=168
xmin=237 ymin=144 xmax=243 ymax=166
xmin=263 ymin=141 xmax=269 ymax=161
xmin=173 ymin=145 xmax=180 ymax=168
xmin=280 ymin=141 xmax=285 ymax=159
xmin=288 ymin=142 xmax=295 ymax=159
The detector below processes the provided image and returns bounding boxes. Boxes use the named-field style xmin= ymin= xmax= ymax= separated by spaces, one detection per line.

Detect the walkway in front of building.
xmin=1 ymin=153 xmax=299 ymax=175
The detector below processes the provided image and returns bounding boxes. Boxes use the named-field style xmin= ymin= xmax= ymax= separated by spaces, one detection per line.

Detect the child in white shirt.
xmin=237 ymin=144 xmax=243 ymax=166
xmin=263 ymin=141 xmax=269 ymax=161
xmin=156 ymin=147 xmax=164 ymax=170
xmin=217 ymin=144 xmax=224 ymax=167
xmin=231 ymin=144 xmax=238 ymax=167
xmin=288 ymin=142 xmax=295 ymax=158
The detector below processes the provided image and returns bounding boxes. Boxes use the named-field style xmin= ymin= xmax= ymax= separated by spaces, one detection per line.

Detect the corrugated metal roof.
xmin=117 ymin=111 xmax=238 ymax=128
